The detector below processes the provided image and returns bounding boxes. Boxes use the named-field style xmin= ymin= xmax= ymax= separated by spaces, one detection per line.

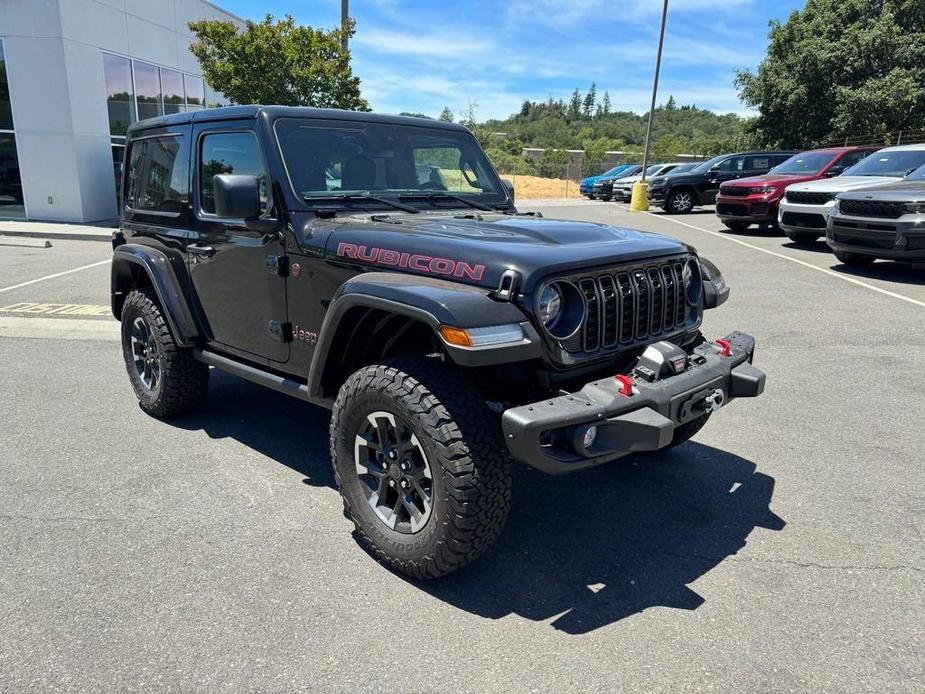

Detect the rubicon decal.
xmin=336 ymin=243 xmax=485 ymax=281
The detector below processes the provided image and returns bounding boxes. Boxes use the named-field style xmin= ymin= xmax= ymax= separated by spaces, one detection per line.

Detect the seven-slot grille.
xmin=785 ymin=191 xmax=834 ymax=205
xmin=719 ymin=186 xmax=751 ymax=197
xmin=568 ymin=258 xmax=695 ymax=354
xmin=838 ymin=199 xmax=907 ymax=219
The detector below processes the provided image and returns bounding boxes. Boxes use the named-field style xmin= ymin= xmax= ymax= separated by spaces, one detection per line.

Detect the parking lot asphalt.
xmin=0 ymin=204 xmax=922 ymax=693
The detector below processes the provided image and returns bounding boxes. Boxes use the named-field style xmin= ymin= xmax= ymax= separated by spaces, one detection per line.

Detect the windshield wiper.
xmin=397 ymin=191 xmax=495 ymax=212
xmin=303 ymin=193 xmax=420 ymax=214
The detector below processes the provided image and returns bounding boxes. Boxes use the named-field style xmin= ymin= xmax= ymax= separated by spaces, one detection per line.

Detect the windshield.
xmin=772 ymin=151 xmax=836 ymax=175
xmin=644 ymin=164 xmax=663 ymax=176
xmin=690 ymin=155 xmax=727 ymax=174
xmin=669 ymin=163 xmax=697 ymax=174
xmin=602 ymin=165 xmax=631 ymax=177
xmin=274 ymin=118 xmax=508 ymax=208
xmin=843 ymin=150 xmax=925 ymax=178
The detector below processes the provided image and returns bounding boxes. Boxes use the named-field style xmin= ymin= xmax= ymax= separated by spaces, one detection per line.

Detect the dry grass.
xmin=506 ymin=175 xmax=581 ymax=200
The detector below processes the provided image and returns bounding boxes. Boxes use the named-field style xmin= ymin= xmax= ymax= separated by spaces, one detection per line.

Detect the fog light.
xmin=583 ymin=425 xmax=598 ymax=449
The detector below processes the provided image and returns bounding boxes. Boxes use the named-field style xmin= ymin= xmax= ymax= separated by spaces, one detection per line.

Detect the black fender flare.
xmin=307 ymin=272 xmax=541 ymax=401
xmin=111 ymin=244 xmax=200 ymax=346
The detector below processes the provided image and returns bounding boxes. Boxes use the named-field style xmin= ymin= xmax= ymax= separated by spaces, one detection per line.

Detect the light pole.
xmin=341 ymin=0 xmax=349 ymax=52
xmin=630 ymin=0 xmax=669 ymax=212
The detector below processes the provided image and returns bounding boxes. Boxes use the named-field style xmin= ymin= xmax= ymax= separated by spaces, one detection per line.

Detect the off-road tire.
xmin=834 ymin=250 xmax=875 ymax=267
xmin=585 ymin=194 xmax=596 ymax=200
xmin=786 ymin=230 xmax=820 ymax=244
xmin=120 ymin=288 xmax=209 ymax=418
xmin=600 ymin=195 xmax=612 ymax=202
xmin=723 ymin=221 xmax=750 ymax=233
xmin=665 ymin=413 xmax=711 ymax=449
xmin=330 ymin=358 xmax=512 ymax=579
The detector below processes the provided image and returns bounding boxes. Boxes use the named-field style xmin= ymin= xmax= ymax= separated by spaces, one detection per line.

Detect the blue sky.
xmin=217 ymin=0 xmax=806 ymax=120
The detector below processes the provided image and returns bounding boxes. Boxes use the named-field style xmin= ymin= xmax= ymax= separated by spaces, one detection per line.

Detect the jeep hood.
xmin=724 ymin=173 xmax=818 ymax=187
xmin=317 ymin=212 xmax=694 ymax=292
xmin=838 ymin=180 xmax=925 ymax=202
xmin=785 ymin=175 xmax=902 ymax=194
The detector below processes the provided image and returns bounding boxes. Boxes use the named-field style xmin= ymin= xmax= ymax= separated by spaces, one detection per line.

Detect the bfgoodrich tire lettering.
xmin=120 ymin=288 xmax=209 ymax=418
xmin=330 ymin=358 xmax=512 ymax=579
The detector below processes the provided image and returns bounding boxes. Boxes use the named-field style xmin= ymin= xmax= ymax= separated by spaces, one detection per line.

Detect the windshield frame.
xmin=272 ymin=116 xmax=513 ymax=212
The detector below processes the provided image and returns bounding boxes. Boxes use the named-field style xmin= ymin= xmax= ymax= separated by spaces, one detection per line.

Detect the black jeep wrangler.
xmin=111 ymin=106 xmax=765 ymax=578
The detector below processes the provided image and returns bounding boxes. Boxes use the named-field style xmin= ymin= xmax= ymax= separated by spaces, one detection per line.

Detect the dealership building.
xmin=0 ymin=0 xmax=240 ymax=223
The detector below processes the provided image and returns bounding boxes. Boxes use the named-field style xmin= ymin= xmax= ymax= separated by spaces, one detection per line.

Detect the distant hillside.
xmin=464 ymin=87 xmax=757 ymax=178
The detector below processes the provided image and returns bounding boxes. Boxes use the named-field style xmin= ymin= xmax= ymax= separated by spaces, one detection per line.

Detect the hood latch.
xmin=492 ymin=269 xmax=521 ymax=302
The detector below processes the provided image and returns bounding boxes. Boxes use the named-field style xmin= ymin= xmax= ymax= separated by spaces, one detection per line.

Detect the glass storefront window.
xmin=103 ymin=52 xmax=135 ymax=136
xmin=0 ymin=133 xmax=25 ymax=219
xmin=184 ymin=74 xmax=205 ymax=111
xmin=134 ymin=61 xmax=162 ymax=121
xmin=161 ymin=68 xmax=184 ymax=115
xmin=0 ymin=41 xmax=13 ymax=130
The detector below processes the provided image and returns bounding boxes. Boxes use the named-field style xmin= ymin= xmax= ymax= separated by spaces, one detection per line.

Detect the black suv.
xmin=111 ymin=106 xmax=765 ymax=578
xmin=648 ymin=151 xmax=796 ymax=214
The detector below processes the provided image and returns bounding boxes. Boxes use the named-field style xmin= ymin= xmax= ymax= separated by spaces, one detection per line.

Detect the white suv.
xmin=778 ymin=144 xmax=925 ymax=244
xmin=612 ymin=162 xmax=690 ymax=201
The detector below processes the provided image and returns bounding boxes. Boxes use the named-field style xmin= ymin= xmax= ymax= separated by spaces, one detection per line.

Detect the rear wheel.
xmin=834 ymin=250 xmax=876 ymax=267
xmin=330 ymin=358 xmax=512 ymax=579
xmin=120 ymin=288 xmax=209 ymax=418
xmin=723 ymin=221 xmax=750 ymax=233
xmin=666 ymin=189 xmax=695 ymax=214
xmin=786 ymin=230 xmax=821 ymax=244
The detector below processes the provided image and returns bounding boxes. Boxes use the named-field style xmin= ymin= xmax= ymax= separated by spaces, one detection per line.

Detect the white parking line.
xmin=0 ymin=316 xmax=119 ymax=341
xmin=0 ymin=259 xmax=110 ymax=294
xmin=647 ymin=213 xmax=925 ymax=310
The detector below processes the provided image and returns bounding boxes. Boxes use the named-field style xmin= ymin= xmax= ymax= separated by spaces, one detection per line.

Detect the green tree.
xmin=438 ymin=106 xmax=454 ymax=122
xmin=601 ymin=91 xmax=612 ymax=116
xmin=582 ymin=83 xmax=597 ymax=119
xmin=188 ymin=14 xmax=369 ymax=110
xmin=568 ymin=89 xmax=582 ymax=121
xmin=736 ymin=0 xmax=925 ymax=147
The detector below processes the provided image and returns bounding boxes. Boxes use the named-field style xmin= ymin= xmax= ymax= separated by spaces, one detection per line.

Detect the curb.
xmin=0 ymin=229 xmax=112 ymax=243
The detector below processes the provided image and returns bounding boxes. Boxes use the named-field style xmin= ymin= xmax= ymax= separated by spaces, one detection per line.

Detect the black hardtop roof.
xmin=126 ymin=105 xmax=473 ymax=135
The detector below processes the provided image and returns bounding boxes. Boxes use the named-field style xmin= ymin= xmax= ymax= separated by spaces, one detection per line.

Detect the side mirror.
xmin=213 ymin=174 xmax=261 ymax=219
xmin=825 ymin=167 xmax=843 ymax=177
xmin=502 ymin=178 xmax=515 ymax=203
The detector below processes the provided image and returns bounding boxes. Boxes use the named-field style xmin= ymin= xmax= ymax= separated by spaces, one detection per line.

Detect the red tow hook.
xmin=715 ymin=338 xmax=732 ymax=357
xmin=615 ymin=374 xmax=635 ymax=397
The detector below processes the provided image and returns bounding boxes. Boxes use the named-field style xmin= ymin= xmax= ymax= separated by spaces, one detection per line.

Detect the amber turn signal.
xmin=439 ymin=325 xmax=473 ymax=347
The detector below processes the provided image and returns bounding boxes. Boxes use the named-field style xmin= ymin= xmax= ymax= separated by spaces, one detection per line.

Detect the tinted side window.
xmin=125 ymin=134 xmax=188 ymax=214
xmin=746 ymin=155 xmax=771 ymax=171
xmin=715 ymin=156 xmax=745 ymax=173
xmin=839 ymin=150 xmax=870 ymax=169
xmin=199 ymin=131 xmax=267 ymax=215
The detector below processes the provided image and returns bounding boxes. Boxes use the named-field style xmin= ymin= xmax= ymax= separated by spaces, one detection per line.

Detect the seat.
xmin=342 ymin=155 xmax=376 ymax=191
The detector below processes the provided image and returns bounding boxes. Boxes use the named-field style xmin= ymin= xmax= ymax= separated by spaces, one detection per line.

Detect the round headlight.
xmin=538 ymin=285 xmax=562 ymax=327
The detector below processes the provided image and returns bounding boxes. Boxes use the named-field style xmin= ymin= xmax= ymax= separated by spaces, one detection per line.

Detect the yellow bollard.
xmin=629 ymin=181 xmax=650 ymax=212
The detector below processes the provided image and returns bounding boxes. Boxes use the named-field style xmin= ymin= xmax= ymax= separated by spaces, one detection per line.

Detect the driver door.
xmin=703 ymin=155 xmax=745 ymax=203
xmin=187 ymin=124 xmax=289 ymax=364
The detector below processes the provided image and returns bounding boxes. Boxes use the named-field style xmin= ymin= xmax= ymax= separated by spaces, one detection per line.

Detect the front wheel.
xmin=330 ymin=359 xmax=512 ymax=579
xmin=834 ymin=250 xmax=876 ymax=267
xmin=666 ymin=189 xmax=695 ymax=214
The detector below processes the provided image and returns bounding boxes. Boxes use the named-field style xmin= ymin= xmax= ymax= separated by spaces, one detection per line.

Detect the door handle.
xmin=188 ymin=243 xmax=215 ymax=258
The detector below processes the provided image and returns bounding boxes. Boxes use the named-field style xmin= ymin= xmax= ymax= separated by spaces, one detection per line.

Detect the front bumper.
xmin=647 ymin=186 xmax=667 ymax=204
xmin=501 ymin=332 xmax=764 ymax=474
xmin=827 ymin=214 xmax=925 ymax=261
xmin=715 ymin=197 xmax=778 ymax=223
xmin=778 ymin=201 xmax=832 ymax=235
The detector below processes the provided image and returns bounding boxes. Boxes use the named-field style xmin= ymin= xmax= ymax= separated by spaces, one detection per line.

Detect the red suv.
xmin=715 ymin=147 xmax=879 ymax=232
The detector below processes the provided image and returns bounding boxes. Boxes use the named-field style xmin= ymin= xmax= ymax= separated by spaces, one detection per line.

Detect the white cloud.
xmin=507 ymin=0 xmax=753 ymax=26
xmin=353 ymin=28 xmax=494 ymax=58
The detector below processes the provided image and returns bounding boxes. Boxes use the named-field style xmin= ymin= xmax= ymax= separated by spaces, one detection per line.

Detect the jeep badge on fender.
xmin=111 ymin=106 xmax=765 ymax=579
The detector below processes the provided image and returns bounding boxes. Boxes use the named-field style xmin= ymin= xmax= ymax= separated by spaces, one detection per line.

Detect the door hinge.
xmin=265 ymin=254 xmax=288 ymax=276
xmin=268 ymin=320 xmax=292 ymax=343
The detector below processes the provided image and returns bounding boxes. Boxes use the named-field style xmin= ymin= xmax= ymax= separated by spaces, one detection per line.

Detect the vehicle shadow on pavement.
xmin=831 ymin=261 xmax=925 ymax=286
xmin=168 ymin=370 xmax=336 ymax=487
xmin=420 ymin=443 xmax=785 ymax=635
